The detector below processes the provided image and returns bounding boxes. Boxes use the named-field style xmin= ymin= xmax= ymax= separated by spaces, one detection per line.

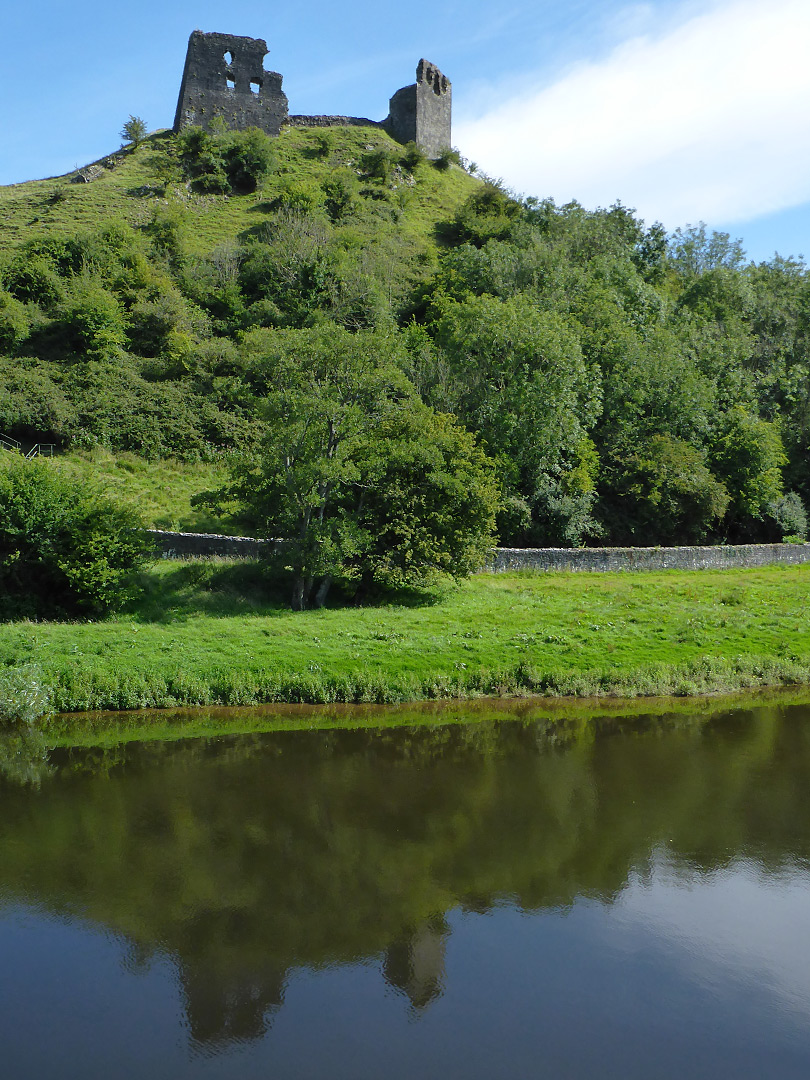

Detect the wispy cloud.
xmin=455 ymin=0 xmax=810 ymax=226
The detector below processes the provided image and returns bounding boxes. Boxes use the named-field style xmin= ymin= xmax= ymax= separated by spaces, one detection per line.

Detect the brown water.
xmin=1 ymin=699 xmax=810 ymax=1079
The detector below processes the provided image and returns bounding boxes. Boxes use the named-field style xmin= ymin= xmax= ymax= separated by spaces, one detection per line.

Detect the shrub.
xmin=0 ymin=290 xmax=30 ymax=351
xmin=3 ymin=256 xmax=64 ymax=307
xmin=322 ymin=172 xmax=358 ymax=222
xmin=766 ymin=492 xmax=808 ymax=541
xmin=176 ymin=125 xmax=275 ymax=195
xmin=359 ymin=147 xmax=395 ymax=183
xmin=0 ymin=459 xmax=150 ymax=619
xmin=433 ymin=146 xmax=462 ymax=171
xmin=120 ymin=115 xmax=147 ymax=147
xmin=313 ymin=131 xmax=334 ymax=158
xmin=441 ymin=183 xmax=523 ymax=246
xmin=56 ymin=276 xmax=127 ymax=361
xmin=0 ymin=664 xmax=51 ymax=727
xmin=400 ymin=142 xmax=426 ymax=171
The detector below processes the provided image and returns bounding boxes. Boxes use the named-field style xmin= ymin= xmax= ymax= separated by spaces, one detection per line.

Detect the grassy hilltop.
xmin=0 ymin=125 xmax=477 ymax=258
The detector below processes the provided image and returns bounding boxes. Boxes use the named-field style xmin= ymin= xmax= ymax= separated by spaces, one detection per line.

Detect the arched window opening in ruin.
xmin=224 ymin=51 xmax=233 ymax=65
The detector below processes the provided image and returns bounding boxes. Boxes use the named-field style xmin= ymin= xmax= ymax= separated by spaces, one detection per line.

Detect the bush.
xmin=766 ymin=492 xmax=808 ymax=541
xmin=3 ymin=256 xmax=64 ymax=307
xmin=359 ymin=147 xmax=395 ymax=183
xmin=0 ymin=664 xmax=51 ymax=727
xmin=400 ymin=142 xmax=426 ymax=171
xmin=176 ymin=125 xmax=276 ymax=195
xmin=0 ymin=290 xmax=30 ymax=351
xmin=56 ymin=276 xmax=127 ymax=361
xmin=441 ymin=183 xmax=523 ymax=246
xmin=0 ymin=460 xmax=150 ymax=619
xmin=433 ymin=146 xmax=462 ymax=171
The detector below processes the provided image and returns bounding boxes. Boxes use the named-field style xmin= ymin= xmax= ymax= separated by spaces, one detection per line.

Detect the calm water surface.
xmin=1 ymin=699 xmax=810 ymax=1079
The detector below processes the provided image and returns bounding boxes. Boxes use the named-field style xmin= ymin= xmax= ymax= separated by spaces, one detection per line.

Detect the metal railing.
xmin=0 ymin=434 xmax=56 ymax=458
xmin=25 ymin=443 xmax=55 ymax=459
xmin=0 ymin=433 xmax=21 ymax=453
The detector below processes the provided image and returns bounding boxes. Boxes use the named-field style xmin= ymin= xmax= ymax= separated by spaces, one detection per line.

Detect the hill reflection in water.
xmin=1 ymin=700 xmax=809 ymax=1077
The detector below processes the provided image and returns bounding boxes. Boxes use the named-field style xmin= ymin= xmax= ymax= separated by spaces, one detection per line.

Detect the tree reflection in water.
xmin=1 ymin=700 xmax=809 ymax=1049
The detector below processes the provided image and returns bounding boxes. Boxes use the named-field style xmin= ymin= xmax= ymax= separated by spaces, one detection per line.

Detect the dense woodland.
xmin=1 ymin=123 xmax=809 ymax=550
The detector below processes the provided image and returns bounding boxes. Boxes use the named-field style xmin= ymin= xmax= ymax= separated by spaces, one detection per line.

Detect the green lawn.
xmin=2 ymin=562 xmax=810 ymax=714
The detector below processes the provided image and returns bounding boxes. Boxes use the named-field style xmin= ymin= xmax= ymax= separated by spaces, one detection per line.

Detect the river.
xmin=1 ymin=695 xmax=809 ymax=1078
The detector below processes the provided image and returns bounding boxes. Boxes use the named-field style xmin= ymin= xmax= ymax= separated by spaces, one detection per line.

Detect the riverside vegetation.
xmin=1 ymin=561 xmax=810 ymax=717
xmin=2 ymin=122 xmax=810 ymax=720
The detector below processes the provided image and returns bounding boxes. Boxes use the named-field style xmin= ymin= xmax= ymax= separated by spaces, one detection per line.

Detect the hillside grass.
xmin=0 ymin=125 xmax=479 ymax=258
xmin=2 ymin=563 xmax=810 ymax=716
xmin=0 ymin=448 xmax=227 ymax=532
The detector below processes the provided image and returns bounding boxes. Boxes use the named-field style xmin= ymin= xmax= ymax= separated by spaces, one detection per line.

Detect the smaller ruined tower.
xmin=386 ymin=60 xmax=452 ymax=159
xmin=174 ymin=31 xmax=289 ymax=136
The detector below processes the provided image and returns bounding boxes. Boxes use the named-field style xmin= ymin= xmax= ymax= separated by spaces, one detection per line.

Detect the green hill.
xmin=2 ymin=120 xmax=810 ymax=548
xmin=0 ymin=124 xmax=479 ymax=528
xmin=0 ymin=125 xmax=477 ymax=279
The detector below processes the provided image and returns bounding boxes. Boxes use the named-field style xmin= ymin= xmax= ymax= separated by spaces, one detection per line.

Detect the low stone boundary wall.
xmin=149 ymin=530 xmax=271 ymax=559
xmin=489 ymin=544 xmax=810 ymax=573
xmin=149 ymin=531 xmax=810 ymax=571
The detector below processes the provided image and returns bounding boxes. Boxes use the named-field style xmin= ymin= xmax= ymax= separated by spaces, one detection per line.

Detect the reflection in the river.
xmin=1 ymin=700 xmax=809 ymax=1079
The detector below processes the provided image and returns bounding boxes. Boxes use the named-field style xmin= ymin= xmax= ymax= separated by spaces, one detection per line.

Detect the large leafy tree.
xmin=430 ymin=293 xmax=601 ymax=545
xmin=195 ymin=326 xmax=500 ymax=609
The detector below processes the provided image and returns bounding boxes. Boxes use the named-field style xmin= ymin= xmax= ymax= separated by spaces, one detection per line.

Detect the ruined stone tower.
xmin=386 ymin=60 xmax=452 ymax=159
xmin=173 ymin=31 xmax=289 ymax=135
xmin=173 ymin=32 xmax=451 ymax=159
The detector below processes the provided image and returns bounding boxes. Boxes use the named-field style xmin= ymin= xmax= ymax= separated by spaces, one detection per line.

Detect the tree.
xmin=431 ymin=293 xmax=601 ymax=545
xmin=120 ymin=115 xmax=147 ymax=147
xmin=710 ymin=406 xmax=787 ymax=538
xmin=601 ymin=435 xmax=729 ymax=545
xmin=668 ymin=223 xmax=746 ymax=278
xmin=0 ymin=460 xmax=149 ymax=619
xmin=194 ymin=325 xmax=500 ymax=609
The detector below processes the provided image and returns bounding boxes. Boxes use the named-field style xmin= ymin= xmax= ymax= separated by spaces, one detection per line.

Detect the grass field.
xmin=2 ymin=561 xmax=810 ymax=717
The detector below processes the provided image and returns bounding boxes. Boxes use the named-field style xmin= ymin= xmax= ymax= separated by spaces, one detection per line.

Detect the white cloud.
xmin=615 ymin=855 xmax=810 ymax=1023
xmin=455 ymin=0 xmax=810 ymax=227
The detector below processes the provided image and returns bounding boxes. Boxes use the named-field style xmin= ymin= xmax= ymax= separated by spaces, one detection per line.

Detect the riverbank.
xmin=2 ymin=561 xmax=810 ymax=720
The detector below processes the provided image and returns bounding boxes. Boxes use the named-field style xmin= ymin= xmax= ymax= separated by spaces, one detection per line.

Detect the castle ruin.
xmin=173 ymin=31 xmax=451 ymax=159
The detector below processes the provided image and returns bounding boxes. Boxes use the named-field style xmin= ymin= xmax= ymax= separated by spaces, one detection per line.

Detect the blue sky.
xmin=3 ymin=0 xmax=809 ymax=263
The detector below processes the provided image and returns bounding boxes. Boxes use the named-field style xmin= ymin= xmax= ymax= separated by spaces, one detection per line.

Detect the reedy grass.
xmin=2 ymin=561 xmax=810 ymax=720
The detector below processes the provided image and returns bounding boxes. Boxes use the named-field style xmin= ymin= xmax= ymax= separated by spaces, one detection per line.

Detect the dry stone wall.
xmin=150 ymin=531 xmax=810 ymax=571
xmin=150 ymin=530 xmax=270 ymax=559
xmin=489 ymin=545 xmax=810 ymax=572
xmin=286 ymin=115 xmax=384 ymax=130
